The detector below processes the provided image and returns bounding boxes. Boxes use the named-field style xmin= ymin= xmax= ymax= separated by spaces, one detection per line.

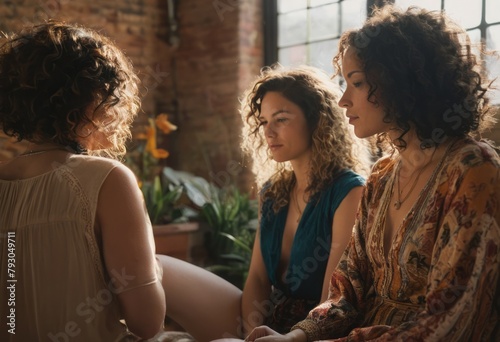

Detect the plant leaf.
xmin=219 ymin=232 xmax=252 ymax=253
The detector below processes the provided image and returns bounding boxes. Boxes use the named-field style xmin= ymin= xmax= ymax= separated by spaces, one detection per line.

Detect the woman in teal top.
xmin=259 ymin=170 xmax=364 ymax=332
xmin=156 ymin=65 xmax=370 ymax=341
xmin=239 ymin=65 xmax=369 ymax=335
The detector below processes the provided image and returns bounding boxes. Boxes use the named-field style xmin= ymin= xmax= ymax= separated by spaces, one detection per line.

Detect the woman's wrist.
xmin=287 ymin=329 xmax=307 ymax=342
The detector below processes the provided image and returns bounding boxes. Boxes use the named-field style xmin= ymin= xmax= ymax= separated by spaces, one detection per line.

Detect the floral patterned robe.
xmin=292 ymin=139 xmax=500 ymax=341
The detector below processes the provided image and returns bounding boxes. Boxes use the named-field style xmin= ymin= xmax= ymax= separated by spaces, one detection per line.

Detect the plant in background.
xmin=126 ymin=113 xmax=181 ymax=224
xmin=138 ymin=113 xmax=177 ymax=183
xmin=201 ymin=186 xmax=258 ymax=289
xmin=197 ymin=187 xmax=258 ymax=289
xmin=141 ymin=175 xmax=185 ymax=224
xmin=201 ymin=187 xmax=257 ymax=255
xmin=126 ymin=112 xmax=259 ymax=286
xmin=159 ymin=167 xmax=259 ymax=289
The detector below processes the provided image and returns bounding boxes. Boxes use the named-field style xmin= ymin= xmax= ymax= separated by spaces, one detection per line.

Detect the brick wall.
xmin=0 ymin=0 xmax=263 ymax=193
xmin=168 ymin=0 xmax=263 ymax=193
xmin=1 ymin=0 xmax=498 ymax=192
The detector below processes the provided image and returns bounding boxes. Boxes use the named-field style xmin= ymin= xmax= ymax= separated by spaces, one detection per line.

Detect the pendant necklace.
xmin=293 ymin=186 xmax=304 ymax=223
xmin=393 ymin=147 xmax=437 ymax=210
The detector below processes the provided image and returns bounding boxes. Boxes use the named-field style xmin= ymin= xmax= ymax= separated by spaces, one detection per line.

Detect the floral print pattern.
xmin=292 ymin=139 xmax=500 ymax=341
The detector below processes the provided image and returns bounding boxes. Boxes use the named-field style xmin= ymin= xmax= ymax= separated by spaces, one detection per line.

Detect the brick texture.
xmin=0 ymin=0 xmax=263 ymax=193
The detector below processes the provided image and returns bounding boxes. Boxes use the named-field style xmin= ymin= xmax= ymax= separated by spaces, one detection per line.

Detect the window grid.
xmin=275 ymin=0 xmax=365 ymax=72
xmin=271 ymin=0 xmax=500 ymax=103
xmin=277 ymin=2 xmax=343 ymax=49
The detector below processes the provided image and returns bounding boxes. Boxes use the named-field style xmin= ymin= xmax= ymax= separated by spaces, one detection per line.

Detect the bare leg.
xmin=157 ymin=254 xmax=243 ymax=342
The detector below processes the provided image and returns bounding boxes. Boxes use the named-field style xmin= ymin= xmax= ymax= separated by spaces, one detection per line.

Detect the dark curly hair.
xmin=333 ymin=6 xmax=494 ymax=150
xmin=240 ymin=65 xmax=370 ymax=212
xmin=0 ymin=21 xmax=140 ymax=157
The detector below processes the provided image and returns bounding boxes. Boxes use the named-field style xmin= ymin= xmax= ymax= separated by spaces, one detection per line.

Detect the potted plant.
xmin=126 ymin=114 xmax=204 ymax=260
xmin=159 ymin=168 xmax=259 ymax=288
xmin=200 ymin=186 xmax=258 ymax=289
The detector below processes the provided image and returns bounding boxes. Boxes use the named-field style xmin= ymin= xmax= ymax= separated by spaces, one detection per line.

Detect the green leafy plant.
xmin=141 ymin=175 xmax=185 ymax=224
xmin=125 ymin=114 xmax=182 ymax=224
xmin=155 ymin=166 xmax=259 ymax=288
xmin=201 ymin=187 xmax=258 ymax=289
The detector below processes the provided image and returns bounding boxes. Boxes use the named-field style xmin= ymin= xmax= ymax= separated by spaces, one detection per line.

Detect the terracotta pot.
xmin=152 ymin=222 xmax=203 ymax=262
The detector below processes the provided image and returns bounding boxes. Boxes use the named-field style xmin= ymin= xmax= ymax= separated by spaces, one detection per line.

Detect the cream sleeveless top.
xmin=0 ymin=155 xmax=138 ymax=341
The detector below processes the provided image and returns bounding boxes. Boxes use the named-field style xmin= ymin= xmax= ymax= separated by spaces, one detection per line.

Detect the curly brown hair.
xmin=333 ymin=6 xmax=494 ymax=150
xmin=240 ymin=65 xmax=370 ymax=212
xmin=0 ymin=21 xmax=140 ymax=158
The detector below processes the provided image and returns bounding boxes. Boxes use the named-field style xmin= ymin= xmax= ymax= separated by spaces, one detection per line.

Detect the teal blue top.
xmin=260 ymin=170 xmax=365 ymax=300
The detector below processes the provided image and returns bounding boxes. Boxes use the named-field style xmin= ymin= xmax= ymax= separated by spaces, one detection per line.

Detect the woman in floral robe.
xmin=246 ymin=5 xmax=500 ymax=342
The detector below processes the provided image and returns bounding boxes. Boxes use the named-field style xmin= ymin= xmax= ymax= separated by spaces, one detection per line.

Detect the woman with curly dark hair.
xmin=0 ymin=22 xmax=165 ymax=341
xmin=246 ymin=5 xmax=500 ymax=342
xmin=155 ymin=65 xmax=369 ymax=341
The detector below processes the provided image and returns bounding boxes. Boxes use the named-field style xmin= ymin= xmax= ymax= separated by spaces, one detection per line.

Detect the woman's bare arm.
xmin=97 ymin=164 xmax=166 ymax=339
xmin=321 ymin=186 xmax=363 ymax=301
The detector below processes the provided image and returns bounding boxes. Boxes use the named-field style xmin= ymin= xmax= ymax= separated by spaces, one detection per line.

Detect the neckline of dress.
xmin=380 ymin=139 xmax=458 ymax=263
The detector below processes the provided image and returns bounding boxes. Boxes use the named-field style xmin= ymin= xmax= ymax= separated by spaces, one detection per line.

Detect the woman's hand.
xmin=245 ymin=326 xmax=307 ymax=342
xmin=245 ymin=326 xmax=279 ymax=341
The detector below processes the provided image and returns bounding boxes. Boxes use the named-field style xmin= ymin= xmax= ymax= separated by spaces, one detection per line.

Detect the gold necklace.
xmin=293 ymin=186 xmax=304 ymax=223
xmin=393 ymin=148 xmax=436 ymax=210
xmin=19 ymin=146 xmax=69 ymax=157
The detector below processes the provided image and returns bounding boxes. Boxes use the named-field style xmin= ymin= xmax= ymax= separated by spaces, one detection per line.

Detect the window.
xmin=267 ymin=0 xmax=500 ymax=104
xmin=271 ymin=0 xmax=366 ymax=73
xmin=396 ymin=0 xmax=500 ymax=104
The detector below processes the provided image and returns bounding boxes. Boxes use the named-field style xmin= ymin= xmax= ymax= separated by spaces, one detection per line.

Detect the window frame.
xmin=264 ymin=0 xmax=499 ymax=104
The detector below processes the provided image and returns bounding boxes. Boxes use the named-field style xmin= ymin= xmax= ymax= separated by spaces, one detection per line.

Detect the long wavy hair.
xmin=333 ymin=5 xmax=495 ymax=150
xmin=240 ymin=64 xmax=371 ymax=212
xmin=0 ymin=21 xmax=140 ymax=158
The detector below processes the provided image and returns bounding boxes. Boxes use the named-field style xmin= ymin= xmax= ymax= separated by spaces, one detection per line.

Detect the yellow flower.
xmin=145 ymin=119 xmax=170 ymax=159
xmin=135 ymin=132 xmax=149 ymax=140
xmin=151 ymin=148 xmax=170 ymax=159
xmin=155 ymin=113 xmax=178 ymax=134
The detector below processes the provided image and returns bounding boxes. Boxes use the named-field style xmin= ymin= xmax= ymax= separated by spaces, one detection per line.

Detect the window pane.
xmin=309 ymin=39 xmax=338 ymax=73
xmin=466 ymin=29 xmax=481 ymax=45
xmin=395 ymin=0 xmax=441 ymax=11
xmin=278 ymin=10 xmax=308 ymax=47
xmin=310 ymin=3 xmax=339 ymax=40
xmin=467 ymin=29 xmax=482 ymax=61
xmin=310 ymin=0 xmax=337 ymax=7
xmin=486 ymin=25 xmax=500 ymax=104
xmin=342 ymin=0 xmax=367 ymax=31
xmin=278 ymin=0 xmax=307 ymax=14
xmin=486 ymin=0 xmax=500 ymax=24
xmin=486 ymin=25 xmax=500 ymax=50
xmin=278 ymin=44 xmax=308 ymax=67
xmin=445 ymin=0 xmax=482 ymax=29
